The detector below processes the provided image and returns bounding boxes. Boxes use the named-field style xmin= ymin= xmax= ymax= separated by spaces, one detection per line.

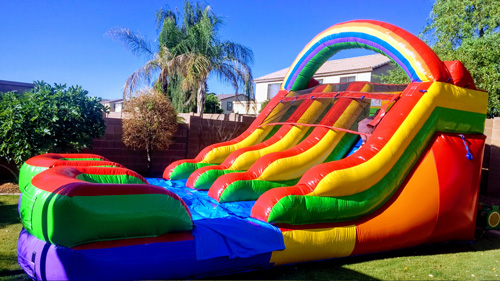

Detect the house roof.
xmin=0 ymin=80 xmax=34 ymax=93
xmin=215 ymin=94 xmax=247 ymax=101
xmin=101 ymin=98 xmax=123 ymax=104
xmin=253 ymin=54 xmax=391 ymax=83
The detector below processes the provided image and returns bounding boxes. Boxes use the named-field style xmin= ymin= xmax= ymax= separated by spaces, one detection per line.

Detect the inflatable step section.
xmin=18 ymin=153 xmax=122 ymax=192
xmin=19 ymin=166 xmax=193 ymax=248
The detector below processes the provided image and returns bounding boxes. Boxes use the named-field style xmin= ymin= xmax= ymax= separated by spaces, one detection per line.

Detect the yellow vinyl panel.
xmin=270 ymin=225 xmax=357 ymax=265
xmin=199 ymin=91 xmax=296 ymax=164
xmin=258 ymin=99 xmax=367 ymax=181
xmin=200 ymin=126 xmax=274 ymax=164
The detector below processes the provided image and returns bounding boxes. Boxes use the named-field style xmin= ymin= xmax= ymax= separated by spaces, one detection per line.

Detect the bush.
xmin=259 ymin=99 xmax=271 ymax=113
xmin=0 ymin=81 xmax=107 ymax=167
xmin=204 ymin=93 xmax=223 ymax=113
xmin=122 ymin=88 xmax=178 ymax=175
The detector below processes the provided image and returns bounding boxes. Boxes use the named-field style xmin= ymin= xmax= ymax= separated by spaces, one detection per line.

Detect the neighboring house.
xmin=0 ymin=80 xmax=34 ymax=93
xmin=253 ymin=54 xmax=393 ymax=111
xmin=100 ymin=98 xmax=123 ymax=118
xmin=216 ymin=94 xmax=257 ymax=115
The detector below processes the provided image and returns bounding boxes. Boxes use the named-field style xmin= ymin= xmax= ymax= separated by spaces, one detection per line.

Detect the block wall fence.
xmin=83 ymin=115 xmax=254 ymax=177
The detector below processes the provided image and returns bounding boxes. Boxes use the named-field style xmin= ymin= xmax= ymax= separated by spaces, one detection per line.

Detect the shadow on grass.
xmin=217 ymin=229 xmax=500 ymax=280
xmin=0 ymin=202 xmax=20 ymax=228
xmin=213 ymin=263 xmax=379 ymax=280
xmin=0 ymin=269 xmax=27 ymax=278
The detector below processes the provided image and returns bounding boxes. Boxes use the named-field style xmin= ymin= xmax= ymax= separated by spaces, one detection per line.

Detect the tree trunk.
xmin=146 ymin=143 xmax=152 ymax=177
xmin=196 ymin=82 xmax=207 ymax=119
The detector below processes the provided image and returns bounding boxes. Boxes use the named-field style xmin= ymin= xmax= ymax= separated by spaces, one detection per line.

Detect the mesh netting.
xmin=259 ymin=82 xmax=404 ymax=136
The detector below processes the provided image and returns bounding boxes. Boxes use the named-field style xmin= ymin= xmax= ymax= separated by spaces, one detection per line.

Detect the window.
xmin=340 ymin=76 xmax=356 ymax=83
xmin=226 ymin=101 xmax=233 ymax=112
xmin=267 ymin=83 xmax=281 ymax=100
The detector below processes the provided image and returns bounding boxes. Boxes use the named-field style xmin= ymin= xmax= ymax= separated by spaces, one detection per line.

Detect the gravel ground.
xmin=0 ymin=182 xmax=20 ymax=194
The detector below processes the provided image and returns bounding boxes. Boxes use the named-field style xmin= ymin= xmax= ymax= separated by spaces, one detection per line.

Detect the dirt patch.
xmin=0 ymin=182 xmax=20 ymax=194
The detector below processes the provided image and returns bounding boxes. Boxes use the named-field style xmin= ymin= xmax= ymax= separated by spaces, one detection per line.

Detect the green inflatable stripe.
xmin=193 ymin=169 xmax=244 ymax=190
xmin=219 ymin=133 xmax=359 ymax=203
xmin=324 ymin=133 xmax=359 ymax=163
xmin=19 ymin=163 xmax=48 ymax=193
xmin=169 ymin=163 xmax=217 ymax=180
xmin=75 ymin=173 xmax=146 ymax=184
xmin=267 ymin=107 xmax=485 ymax=224
xmin=262 ymin=125 xmax=282 ymax=142
xmin=219 ymin=178 xmax=300 ymax=203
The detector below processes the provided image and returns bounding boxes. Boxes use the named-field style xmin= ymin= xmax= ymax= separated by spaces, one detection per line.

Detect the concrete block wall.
xmin=84 ymin=118 xmax=189 ymax=177
xmin=484 ymin=118 xmax=500 ymax=197
xmin=84 ymin=115 xmax=253 ymax=177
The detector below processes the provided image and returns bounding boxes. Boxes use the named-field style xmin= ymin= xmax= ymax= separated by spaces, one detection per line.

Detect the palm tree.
xmin=107 ymin=1 xmax=254 ymax=117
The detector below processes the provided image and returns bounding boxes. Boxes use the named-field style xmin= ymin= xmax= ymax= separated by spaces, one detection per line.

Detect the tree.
xmin=372 ymin=62 xmax=410 ymax=84
xmin=259 ymin=99 xmax=271 ymax=113
xmin=421 ymin=0 xmax=500 ymax=117
xmin=108 ymin=0 xmax=254 ymax=117
xmin=421 ymin=0 xmax=500 ymax=52
xmin=122 ymin=88 xmax=178 ymax=175
xmin=204 ymin=93 xmax=223 ymax=113
xmin=378 ymin=0 xmax=500 ymax=116
xmin=0 ymin=81 xmax=107 ymax=167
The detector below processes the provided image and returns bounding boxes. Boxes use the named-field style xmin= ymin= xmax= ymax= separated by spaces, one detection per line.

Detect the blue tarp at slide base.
xmin=146 ymin=178 xmax=285 ymax=259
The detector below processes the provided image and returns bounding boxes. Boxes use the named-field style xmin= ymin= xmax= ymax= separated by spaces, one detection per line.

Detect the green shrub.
xmin=0 ymin=81 xmax=107 ymax=167
xmin=259 ymin=99 xmax=271 ymax=113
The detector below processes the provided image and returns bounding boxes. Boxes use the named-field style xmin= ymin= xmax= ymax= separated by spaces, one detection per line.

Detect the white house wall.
xmin=255 ymin=82 xmax=274 ymax=104
xmin=254 ymin=71 xmax=373 ymax=104
xmin=318 ymin=71 xmax=372 ymax=84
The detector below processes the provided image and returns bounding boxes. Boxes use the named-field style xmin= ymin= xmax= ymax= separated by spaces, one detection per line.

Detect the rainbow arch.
xmin=282 ymin=20 xmax=451 ymax=91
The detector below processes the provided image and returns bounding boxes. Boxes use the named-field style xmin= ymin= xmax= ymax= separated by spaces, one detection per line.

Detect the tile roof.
xmin=254 ymin=54 xmax=390 ymax=83
xmin=215 ymin=93 xmax=247 ymax=100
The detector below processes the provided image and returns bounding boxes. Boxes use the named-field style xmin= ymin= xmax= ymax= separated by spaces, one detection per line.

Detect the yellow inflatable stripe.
xmin=228 ymin=99 xmax=331 ymax=170
xmin=270 ymin=225 xmax=356 ymax=266
xmin=200 ymin=126 xmax=274 ymax=164
xmin=258 ymin=100 xmax=366 ymax=181
xmin=200 ymin=92 xmax=295 ymax=164
xmin=310 ymin=82 xmax=487 ymax=197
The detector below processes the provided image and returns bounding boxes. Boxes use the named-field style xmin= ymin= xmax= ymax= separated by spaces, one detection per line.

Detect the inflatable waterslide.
xmin=17 ymin=20 xmax=487 ymax=280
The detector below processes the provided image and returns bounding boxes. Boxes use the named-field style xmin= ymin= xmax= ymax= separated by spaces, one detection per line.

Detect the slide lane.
xmin=252 ymin=81 xmax=487 ymax=225
xmin=164 ymin=89 xmax=293 ymax=180
xmin=208 ymin=83 xmax=377 ymax=202
xmin=269 ymin=132 xmax=485 ymax=265
xmin=186 ymin=84 xmax=335 ymax=189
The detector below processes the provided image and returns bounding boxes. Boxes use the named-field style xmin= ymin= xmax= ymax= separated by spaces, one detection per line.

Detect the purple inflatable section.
xmin=17 ymin=229 xmax=274 ymax=280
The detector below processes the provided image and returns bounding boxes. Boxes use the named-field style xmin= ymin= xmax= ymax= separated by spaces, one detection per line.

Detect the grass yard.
xmin=1 ymin=194 xmax=499 ymax=280
xmin=0 ymin=195 xmax=29 ymax=281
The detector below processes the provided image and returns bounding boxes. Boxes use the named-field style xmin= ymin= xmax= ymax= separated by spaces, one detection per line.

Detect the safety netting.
xmin=260 ymin=83 xmax=406 ymax=137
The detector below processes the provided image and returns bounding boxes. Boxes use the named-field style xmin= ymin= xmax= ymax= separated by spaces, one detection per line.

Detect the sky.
xmin=0 ymin=0 xmax=435 ymax=100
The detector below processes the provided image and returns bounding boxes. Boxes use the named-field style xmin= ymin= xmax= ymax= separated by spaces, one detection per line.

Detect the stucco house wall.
xmin=253 ymin=54 xmax=395 ymax=112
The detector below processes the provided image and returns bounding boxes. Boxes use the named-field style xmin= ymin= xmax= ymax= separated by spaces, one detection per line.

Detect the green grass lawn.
xmin=1 ymin=194 xmax=499 ymax=280
xmin=0 ymin=195 xmax=29 ymax=281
